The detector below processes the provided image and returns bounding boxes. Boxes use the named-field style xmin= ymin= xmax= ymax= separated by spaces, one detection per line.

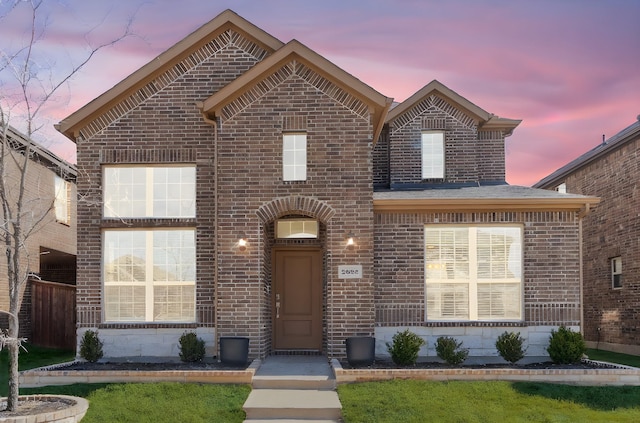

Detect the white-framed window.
xmin=421 ymin=131 xmax=444 ymax=179
xmin=425 ymin=225 xmax=523 ymax=321
xmin=611 ymin=256 xmax=622 ymax=289
xmin=103 ymin=229 xmax=196 ymax=322
xmin=103 ymin=166 xmax=196 ymax=218
xmin=283 ymin=133 xmax=307 ymax=181
xmin=556 ymin=183 xmax=567 ymax=193
xmin=54 ymin=175 xmax=71 ymax=225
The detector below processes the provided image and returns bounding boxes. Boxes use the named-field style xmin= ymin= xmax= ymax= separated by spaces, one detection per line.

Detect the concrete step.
xmin=252 ymin=374 xmax=336 ymax=390
xmin=243 ymin=389 xmax=342 ymax=421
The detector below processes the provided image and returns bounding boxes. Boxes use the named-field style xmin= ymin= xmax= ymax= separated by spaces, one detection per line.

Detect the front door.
xmin=273 ymin=248 xmax=323 ymax=350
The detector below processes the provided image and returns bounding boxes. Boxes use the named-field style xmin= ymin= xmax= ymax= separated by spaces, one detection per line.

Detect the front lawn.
xmin=0 ymin=343 xmax=75 ymax=397
xmin=338 ymin=379 xmax=640 ymax=423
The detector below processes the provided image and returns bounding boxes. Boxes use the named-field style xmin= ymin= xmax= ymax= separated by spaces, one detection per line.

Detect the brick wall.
xmin=563 ymin=137 xmax=640 ymax=349
xmin=386 ymin=95 xmax=506 ymax=186
xmin=0 ymin=148 xmax=76 ymax=339
xmin=374 ymin=210 xmax=582 ymax=328
xmin=74 ymin=33 xmax=377 ymax=358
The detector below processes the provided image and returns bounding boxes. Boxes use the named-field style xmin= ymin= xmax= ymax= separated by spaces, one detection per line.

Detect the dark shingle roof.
xmin=534 ymin=117 xmax=640 ymax=189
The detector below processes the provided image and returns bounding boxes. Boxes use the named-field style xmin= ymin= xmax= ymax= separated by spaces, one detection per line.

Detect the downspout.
xmin=578 ymin=214 xmax=584 ymax=337
xmin=199 ymin=107 xmax=219 ymax=358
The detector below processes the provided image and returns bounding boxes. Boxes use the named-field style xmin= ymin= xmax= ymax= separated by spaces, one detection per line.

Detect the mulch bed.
xmin=339 ymin=359 xmax=616 ymax=370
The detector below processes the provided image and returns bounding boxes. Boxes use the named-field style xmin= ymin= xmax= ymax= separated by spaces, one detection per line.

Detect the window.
xmin=103 ymin=166 xmax=195 ymax=218
xmin=556 ymin=183 xmax=567 ymax=193
xmin=103 ymin=229 xmax=196 ymax=322
xmin=283 ymin=133 xmax=307 ymax=181
xmin=276 ymin=219 xmax=318 ymax=239
xmin=54 ymin=176 xmax=71 ymax=224
xmin=611 ymin=256 xmax=622 ymax=289
xmin=421 ymin=131 xmax=444 ymax=179
xmin=425 ymin=226 xmax=522 ymax=321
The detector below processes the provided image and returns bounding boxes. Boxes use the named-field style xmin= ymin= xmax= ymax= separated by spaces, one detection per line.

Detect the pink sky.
xmin=2 ymin=0 xmax=639 ymax=186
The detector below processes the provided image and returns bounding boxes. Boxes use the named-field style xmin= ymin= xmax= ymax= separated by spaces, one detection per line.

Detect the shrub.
xmin=79 ymin=330 xmax=104 ymax=363
xmin=547 ymin=326 xmax=586 ymax=364
xmin=386 ymin=329 xmax=425 ymax=366
xmin=179 ymin=331 xmax=206 ymax=362
xmin=435 ymin=336 xmax=469 ymax=365
xmin=495 ymin=331 xmax=527 ymax=364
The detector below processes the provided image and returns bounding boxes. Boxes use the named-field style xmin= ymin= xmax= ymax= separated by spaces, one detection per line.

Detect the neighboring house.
xmin=535 ymin=116 xmax=640 ymax=356
xmin=0 ymin=125 xmax=77 ymax=342
xmin=56 ymin=9 xmax=598 ymax=361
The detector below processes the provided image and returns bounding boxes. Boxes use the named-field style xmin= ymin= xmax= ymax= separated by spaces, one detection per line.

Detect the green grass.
xmin=338 ymin=380 xmax=640 ymax=423
xmin=587 ymin=348 xmax=640 ymax=368
xmin=22 ymin=383 xmax=251 ymax=423
xmin=0 ymin=343 xmax=75 ymax=397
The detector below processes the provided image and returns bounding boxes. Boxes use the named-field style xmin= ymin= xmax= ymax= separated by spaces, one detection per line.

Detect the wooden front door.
xmin=273 ymin=248 xmax=323 ymax=350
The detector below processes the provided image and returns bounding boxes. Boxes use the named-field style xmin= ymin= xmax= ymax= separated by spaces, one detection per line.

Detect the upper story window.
xmin=425 ymin=225 xmax=523 ymax=321
xmin=283 ymin=133 xmax=307 ymax=181
xmin=611 ymin=256 xmax=622 ymax=289
xmin=54 ymin=176 xmax=71 ymax=225
xmin=421 ymin=131 xmax=444 ymax=179
xmin=555 ymin=183 xmax=567 ymax=193
xmin=103 ymin=166 xmax=195 ymax=218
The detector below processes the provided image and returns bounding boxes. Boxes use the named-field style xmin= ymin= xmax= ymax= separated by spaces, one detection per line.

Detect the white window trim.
xmin=611 ymin=256 xmax=622 ymax=289
xmin=282 ymin=133 xmax=307 ymax=182
xmin=54 ymin=175 xmax=71 ymax=225
xmin=103 ymin=228 xmax=196 ymax=323
xmin=424 ymin=225 xmax=523 ymax=322
xmin=421 ymin=131 xmax=445 ymax=179
xmin=103 ymin=165 xmax=196 ymax=219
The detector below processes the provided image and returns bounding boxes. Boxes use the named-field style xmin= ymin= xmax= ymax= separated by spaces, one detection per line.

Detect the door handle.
xmin=276 ymin=301 xmax=281 ymax=319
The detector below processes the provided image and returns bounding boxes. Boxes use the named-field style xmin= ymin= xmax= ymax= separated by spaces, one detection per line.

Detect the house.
xmin=56 ymin=9 xmax=598 ymax=361
xmin=0 ymin=125 xmax=77 ymax=346
xmin=535 ymin=117 xmax=640 ymax=356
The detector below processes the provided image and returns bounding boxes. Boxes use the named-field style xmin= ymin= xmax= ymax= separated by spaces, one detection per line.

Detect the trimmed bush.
xmin=435 ymin=336 xmax=469 ymax=365
xmin=179 ymin=331 xmax=206 ymax=362
xmin=495 ymin=331 xmax=527 ymax=364
xmin=79 ymin=330 xmax=104 ymax=363
xmin=386 ymin=329 xmax=425 ymax=366
xmin=547 ymin=326 xmax=586 ymax=364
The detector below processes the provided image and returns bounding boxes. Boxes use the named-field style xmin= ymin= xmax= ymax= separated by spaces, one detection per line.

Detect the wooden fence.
xmin=31 ymin=279 xmax=76 ymax=350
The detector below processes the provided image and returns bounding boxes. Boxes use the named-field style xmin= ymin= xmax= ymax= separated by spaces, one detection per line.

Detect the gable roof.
xmin=5 ymin=125 xmax=77 ymax=180
xmin=386 ymin=80 xmax=521 ymax=136
xmin=198 ymin=39 xmax=393 ymax=142
xmin=56 ymin=9 xmax=284 ymax=141
xmin=534 ymin=116 xmax=640 ymax=189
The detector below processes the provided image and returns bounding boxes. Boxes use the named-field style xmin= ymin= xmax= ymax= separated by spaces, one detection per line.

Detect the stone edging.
xmin=330 ymin=359 xmax=640 ymax=386
xmin=0 ymin=395 xmax=89 ymax=423
xmin=19 ymin=359 xmax=261 ymax=388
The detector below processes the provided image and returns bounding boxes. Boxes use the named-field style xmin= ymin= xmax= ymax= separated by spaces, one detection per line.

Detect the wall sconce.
xmin=238 ymin=234 xmax=248 ymax=252
xmin=346 ymin=232 xmax=356 ymax=248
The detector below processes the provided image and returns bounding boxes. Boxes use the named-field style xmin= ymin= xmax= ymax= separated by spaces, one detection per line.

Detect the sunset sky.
xmin=1 ymin=0 xmax=639 ymax=186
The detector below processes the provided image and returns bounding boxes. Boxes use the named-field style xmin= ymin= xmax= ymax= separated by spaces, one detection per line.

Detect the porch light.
xmin=346 ymin=232 xmax=356 ymax=248
xmin=238 ymin=235 xmax=248 ymax=252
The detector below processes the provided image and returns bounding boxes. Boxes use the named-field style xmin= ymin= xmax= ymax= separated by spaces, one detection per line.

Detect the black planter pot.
xmin=345 ymin=336 xmax=376 ymax=367
xmin=219 ymin=336 xmax=249 ymax=366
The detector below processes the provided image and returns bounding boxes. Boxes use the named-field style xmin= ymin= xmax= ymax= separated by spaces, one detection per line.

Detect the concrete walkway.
xmin=243 ymin=355 xmax=342 ymax=422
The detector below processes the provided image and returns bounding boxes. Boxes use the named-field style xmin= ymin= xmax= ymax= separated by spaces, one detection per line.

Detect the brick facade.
xmin=60 ymin=10 xmax=594 ymax=360
xmin=535 ymin=118 xmax=640 ymax=354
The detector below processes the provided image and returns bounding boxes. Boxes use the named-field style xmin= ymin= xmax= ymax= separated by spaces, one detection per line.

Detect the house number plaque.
xmin=338 ymin=265 xmax=362 ymax=279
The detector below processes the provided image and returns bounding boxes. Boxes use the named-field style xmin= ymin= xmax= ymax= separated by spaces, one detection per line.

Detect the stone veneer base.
xmin=0 ymin=395 xmax=89 ymax=423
